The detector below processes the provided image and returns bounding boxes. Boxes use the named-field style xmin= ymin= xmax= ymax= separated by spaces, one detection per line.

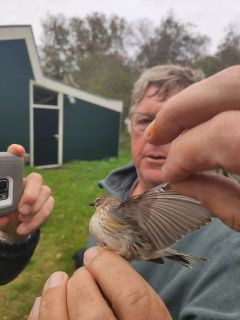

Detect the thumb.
xmin=7 ymin=144 xmax=25 ymax=158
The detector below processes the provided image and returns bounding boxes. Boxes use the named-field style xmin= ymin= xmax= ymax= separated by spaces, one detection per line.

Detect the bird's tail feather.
xmin=165 ymin=248 xmax=207 ymax=268
xmin=149 ymin=248 xmax=207 ymax=268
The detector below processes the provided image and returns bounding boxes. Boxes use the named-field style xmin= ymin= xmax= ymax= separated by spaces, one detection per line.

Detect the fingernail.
xmin=45 ymin=272 xmax=67 ymax=290
xmin=144 ymin=120 xmax=155 ymax=138
xmin=84 ymin=246 xmax=99 ymax=266
xmin=17 ymin=223 xmax=28 ymax=234
xmin=19 ymin=204 xmax=31 ymax=215
xmin=29 ymin=297 xmax=41 ymax=316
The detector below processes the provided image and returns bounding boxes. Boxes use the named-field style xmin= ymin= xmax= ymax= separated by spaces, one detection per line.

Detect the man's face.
xmin=130 ymin=84 xmax=182 ymax=190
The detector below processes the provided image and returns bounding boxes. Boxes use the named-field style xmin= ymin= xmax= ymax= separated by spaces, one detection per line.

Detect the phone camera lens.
xmin=0 ymin=179 xmax=8 ymax=200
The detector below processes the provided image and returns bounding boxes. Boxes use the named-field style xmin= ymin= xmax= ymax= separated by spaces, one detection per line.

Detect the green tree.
xmin=39 ymin=12 xmax=212 ymax=114
xmin=135 ymin=12 xmax=210 ymax=70
xmin=194 ymin=55 xmax=221 ymax=77
xmin=39 ymin=12 xmax=136 ymax=114
xmin=40 ymin=14 xmax=73 ymax=81
xmin=196 ymin=23 xmax=240 ymax=76
xmin=216 ymin=24 xmax=240 ymax=69
xmin=72 ymin=52 xmax=138 ymax=116
xmin=40 ymin=12 xmax=131 ymax=80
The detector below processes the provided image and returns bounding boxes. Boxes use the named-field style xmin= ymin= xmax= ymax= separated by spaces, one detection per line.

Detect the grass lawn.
xmin=0 ymin=139 xmax=131 ymax=319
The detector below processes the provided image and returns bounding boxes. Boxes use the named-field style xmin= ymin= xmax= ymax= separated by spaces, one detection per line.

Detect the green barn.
xmin=0 ymin=26 xmax=123 ymax=167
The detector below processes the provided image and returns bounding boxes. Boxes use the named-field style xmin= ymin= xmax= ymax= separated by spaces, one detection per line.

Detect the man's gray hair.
xmin=130 ymin=64 xmax=204 ymax=112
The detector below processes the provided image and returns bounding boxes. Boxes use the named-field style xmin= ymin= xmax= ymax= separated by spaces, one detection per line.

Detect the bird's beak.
xmin=89 ymin=201 xmax=95 ymax=207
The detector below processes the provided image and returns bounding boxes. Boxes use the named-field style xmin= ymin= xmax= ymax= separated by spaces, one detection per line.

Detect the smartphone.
xmin=0 ymin=152 xmax=24 ymax=216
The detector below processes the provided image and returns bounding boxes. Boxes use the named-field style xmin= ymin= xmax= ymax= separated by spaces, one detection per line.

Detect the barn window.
xmin=33 ymin=85 xmax=58 ymax=106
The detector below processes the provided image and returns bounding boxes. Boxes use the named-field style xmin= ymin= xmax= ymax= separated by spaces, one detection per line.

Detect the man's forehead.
xmin=133 ymin=91 xmax=167 ymax=113
xmin=131 ymin=84 xmax=183 ymax=113
xmin=147 ymin=83 xmax=183 ymax=97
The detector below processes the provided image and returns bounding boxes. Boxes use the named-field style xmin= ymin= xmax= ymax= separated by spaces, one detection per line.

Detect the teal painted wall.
xmin=0 ymin=39 xmax=33 ymax=151
xmin=0 ymin=38 xmax=121 ymax=162
xmin=63 ymin=96 xmax=121 ymax=161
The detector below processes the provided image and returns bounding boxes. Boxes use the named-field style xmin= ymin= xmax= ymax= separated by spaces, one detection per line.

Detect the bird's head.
xmin=89 ymin=195 xmax=121 ymax=210
xmin=89 ymin=196 xmax=106 ymax=208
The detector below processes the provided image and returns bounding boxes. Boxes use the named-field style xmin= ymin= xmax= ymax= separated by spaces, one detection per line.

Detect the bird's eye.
xmin=95 ymin=197 xmax=101 ymax=205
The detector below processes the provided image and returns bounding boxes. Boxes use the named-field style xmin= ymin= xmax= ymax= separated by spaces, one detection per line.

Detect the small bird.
xmin=89 ymin=183 xmax=213 ymax=268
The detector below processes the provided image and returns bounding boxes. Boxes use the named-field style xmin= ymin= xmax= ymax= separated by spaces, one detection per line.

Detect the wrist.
xmin=0 ymin=230 xmax=29 ymax=244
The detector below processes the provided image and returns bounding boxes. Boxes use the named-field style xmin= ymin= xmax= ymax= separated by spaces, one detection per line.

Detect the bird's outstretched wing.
xmin=118 ymin=184 xmax=213 ymax=251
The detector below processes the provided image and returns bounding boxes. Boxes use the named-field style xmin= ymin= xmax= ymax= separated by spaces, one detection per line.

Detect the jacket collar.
xmin=99 ymin=162 xmax=137 ymax=200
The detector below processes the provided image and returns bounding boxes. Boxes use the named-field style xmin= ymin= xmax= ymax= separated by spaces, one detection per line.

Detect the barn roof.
xmin=0 ymin=25 xmax=123 ymax=113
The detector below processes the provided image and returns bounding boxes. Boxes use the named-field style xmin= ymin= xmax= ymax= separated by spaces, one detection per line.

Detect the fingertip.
xmin=16 ymin=223 xmax=29 ymax=235
xmin=84 ymin=246 xmax=101 ymax=266
xmin=27 ymin=172 xmax=43 ymax=184
xmin=29 ymin=296 xmax=41 ymax=317
xmin=144 ymin=120 xmax=163 ymax=145
xmin=18 ymin=204 xmax=31 ymax=215
xmin=43 ymin=271 xmax=69 ymax=291
xmin=7 ymin=144 xmax=25 ymax=157
xmin=71 ymin=266 xmax=87 ymax=280
xmin=144 ymin=120 xmax=155 ymax=139
xmin=20 ymin=173 xmax=43 ymax=206
xmin=83 ymin=246 xmax=119 ymax=267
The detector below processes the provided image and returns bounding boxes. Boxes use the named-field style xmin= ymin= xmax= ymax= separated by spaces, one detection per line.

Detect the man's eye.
xmin=136 ymin=117 xmax=152 ymax=126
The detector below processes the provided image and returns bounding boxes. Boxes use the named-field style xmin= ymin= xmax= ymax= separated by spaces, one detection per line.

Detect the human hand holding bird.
xmin=89 ymin=183 xmax=213 ymax=268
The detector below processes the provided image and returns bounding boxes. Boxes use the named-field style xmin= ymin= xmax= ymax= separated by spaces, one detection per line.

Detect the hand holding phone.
xmin=0 ymin=152 xmax=23 ymax=216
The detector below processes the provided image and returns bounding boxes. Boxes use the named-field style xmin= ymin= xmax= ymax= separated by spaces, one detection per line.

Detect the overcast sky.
xmin=1 ymin=0 xmax=240 ymax=53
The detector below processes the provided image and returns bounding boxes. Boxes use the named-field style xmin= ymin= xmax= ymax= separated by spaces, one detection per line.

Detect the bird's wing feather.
xmin=118 ymin=184 xmax=213 ymax=250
